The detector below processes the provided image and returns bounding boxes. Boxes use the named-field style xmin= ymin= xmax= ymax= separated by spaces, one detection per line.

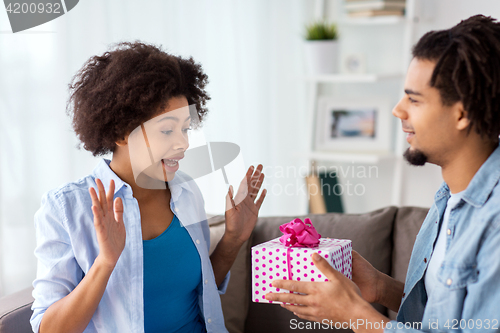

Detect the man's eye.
xmin=408 ymin=97 xmax=417 ymax=103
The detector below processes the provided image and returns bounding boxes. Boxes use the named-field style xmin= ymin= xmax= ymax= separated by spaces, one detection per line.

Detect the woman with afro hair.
xmin=30 ymin=41 xmax=266 ymax=333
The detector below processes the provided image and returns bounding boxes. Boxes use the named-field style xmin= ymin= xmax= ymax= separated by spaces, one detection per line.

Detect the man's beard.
xmin=403 ymin=147 xmax=428 ymax=166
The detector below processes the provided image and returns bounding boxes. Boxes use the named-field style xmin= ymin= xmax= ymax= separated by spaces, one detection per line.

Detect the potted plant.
xmin=304 ymin=21 xmax=339 ymax=74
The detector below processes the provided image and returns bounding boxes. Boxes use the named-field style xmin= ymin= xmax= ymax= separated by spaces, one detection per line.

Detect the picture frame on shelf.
xmin=314 ymin=97 xmax=392 ymax=153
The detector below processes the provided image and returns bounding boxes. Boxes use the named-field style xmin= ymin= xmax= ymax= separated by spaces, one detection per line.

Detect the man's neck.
xmin=441 ymin=141 xmax=497 ymax=194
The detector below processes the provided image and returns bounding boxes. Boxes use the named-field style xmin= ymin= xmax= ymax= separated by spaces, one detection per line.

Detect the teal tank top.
xmin=143 ymin=215 xmax=205 ymax=332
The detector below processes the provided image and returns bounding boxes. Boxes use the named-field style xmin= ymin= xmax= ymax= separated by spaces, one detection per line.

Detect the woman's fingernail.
xmin=312 ymin=253 xmax=320 ymax=260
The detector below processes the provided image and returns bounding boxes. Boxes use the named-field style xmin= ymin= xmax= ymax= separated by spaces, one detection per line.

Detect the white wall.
xmin=0 ymin=0 xmax=310 ymax=296
xmin=318 ymin=0 xmax=500 ymax=214
xmin=0 ymin=0 xmax=499 ymax=297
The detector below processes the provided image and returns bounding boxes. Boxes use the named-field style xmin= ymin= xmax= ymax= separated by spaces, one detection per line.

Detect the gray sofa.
xmin=0 ymin=206 xmax=428 ymax=333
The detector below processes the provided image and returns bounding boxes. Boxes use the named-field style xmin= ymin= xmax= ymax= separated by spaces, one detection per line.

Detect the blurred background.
xmin=0 ymin=0 xmax=499 ymax=297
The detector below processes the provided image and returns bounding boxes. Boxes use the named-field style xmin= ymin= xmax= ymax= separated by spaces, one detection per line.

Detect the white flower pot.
xmin=304 ymin=40 xmax=339 ymax=74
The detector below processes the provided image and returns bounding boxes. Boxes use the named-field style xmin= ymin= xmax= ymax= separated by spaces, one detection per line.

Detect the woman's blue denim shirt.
xmin=385 ymin=145 xmax=500 ymax=332
xmin=30 ymin=159 xmax=229 ymax=333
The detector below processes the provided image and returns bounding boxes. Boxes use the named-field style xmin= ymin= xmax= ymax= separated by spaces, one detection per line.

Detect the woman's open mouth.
xmin=161 ymin=157 xmax=183 ymax=174
xmin=162 ymin=159 xmax=179 ymax=167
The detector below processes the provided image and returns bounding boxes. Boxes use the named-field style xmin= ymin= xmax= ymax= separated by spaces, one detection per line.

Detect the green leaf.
xmin=304 ymin=21 xmax=338 ymax=40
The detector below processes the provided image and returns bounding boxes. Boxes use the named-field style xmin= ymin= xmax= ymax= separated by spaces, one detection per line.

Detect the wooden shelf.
xmin=297 ymin=151 xmax=396 ymax=164
xmin=303 ymin=73 xmax=403 ymax=83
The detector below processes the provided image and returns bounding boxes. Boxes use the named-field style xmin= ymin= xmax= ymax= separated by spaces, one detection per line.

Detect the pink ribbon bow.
xmin=279 ymin=218 xmax=321 ymax=248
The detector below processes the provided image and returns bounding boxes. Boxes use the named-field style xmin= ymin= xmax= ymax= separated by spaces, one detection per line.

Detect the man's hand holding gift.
xmin=265 ymin=253 xmax=384 ymax=327
xmin=259 ymin=218 xmax=391 ymax=333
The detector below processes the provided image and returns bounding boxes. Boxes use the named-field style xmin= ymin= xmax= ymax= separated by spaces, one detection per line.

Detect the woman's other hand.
xmin=224 ymin=165 xmax=267 ymax=245
xmin=89 ymin=179 xmax=126 ymax=269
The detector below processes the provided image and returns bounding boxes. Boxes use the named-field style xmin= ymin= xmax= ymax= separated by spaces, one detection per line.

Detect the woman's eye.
xmin=408 ymin=97 xmax=417 ymax=103
xmin=161 ymin=128 xmax=190 ymax=135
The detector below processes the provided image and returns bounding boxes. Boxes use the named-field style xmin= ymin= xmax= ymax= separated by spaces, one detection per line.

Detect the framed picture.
xmin=314 ymin=97 xmax=392 ymax=153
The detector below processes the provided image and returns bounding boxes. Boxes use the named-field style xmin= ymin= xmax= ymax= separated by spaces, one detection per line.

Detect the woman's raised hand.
xmin=224 ymin=165 xmax=267 ymax=245
xmin=89 ymin=179 xmax=126 ymax=269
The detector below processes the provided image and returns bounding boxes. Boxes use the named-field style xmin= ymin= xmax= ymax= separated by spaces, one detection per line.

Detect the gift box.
xmin=251 ymin=218 xmax=352 ymax=304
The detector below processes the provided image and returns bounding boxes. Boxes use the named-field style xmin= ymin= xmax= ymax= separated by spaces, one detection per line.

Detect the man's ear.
xmin=115 ymin=136 xmax=128 ymax=146
xmin=454 ymin=102 xmax=471 ymax=131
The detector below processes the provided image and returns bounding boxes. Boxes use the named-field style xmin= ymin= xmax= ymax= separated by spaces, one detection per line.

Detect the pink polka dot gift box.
xmin=251 ymin=217 xmax=352 ymax=304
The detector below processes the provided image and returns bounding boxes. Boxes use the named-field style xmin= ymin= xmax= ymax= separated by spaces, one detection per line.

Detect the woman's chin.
xmin=135 ymin=165 xmax=175 ymax=189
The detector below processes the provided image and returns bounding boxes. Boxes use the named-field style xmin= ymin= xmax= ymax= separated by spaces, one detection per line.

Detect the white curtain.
xmin=0 ymin=0 xmax=310 ymax=296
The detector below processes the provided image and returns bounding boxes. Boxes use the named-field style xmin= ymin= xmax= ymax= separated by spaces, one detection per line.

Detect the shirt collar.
xmin=434 ymin=182 xmax=451 ymax=203
xmin=168 ymin=170 xmax=195 ymax=202
xmin=434 ymin=144 xmax=500 ymax=207
xmin=461 ymin=144 xmax=500 ymax=207
xmin=92 ymin=159 xmax=130 ymax=195
xmin=92 ymin=159 xmax=195 ymax=200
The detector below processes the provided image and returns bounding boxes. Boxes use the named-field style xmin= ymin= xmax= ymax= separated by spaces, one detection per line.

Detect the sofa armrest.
xmin=0 ymin=287 xmax=34 ymax=333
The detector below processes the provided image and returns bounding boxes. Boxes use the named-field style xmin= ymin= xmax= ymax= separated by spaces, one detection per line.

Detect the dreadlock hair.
xmin=412 ymin=14 xmax=500 ymax=142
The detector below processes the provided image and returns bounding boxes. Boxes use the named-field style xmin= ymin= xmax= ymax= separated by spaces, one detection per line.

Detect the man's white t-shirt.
xmin=424 ymin=190 xmax=464 ymax=296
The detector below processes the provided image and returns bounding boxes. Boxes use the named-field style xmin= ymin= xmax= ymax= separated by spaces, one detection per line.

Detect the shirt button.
xmin=196 ymin=239 xmax=201 ymax=245
xmin=447 ymin=278 xmax=452 ymax=285
xmin=402 ymin=292 xmax=406 ymax=298
xmin=207 ymin=318 xmax=212 ymax=324
xmin=174 ymin=207 xmax=179 ymax=213
xmin=447 ymin=229 xmax=451 ymax=235
xmin=205 ymin=279 xmax=208 ymax=284
xmin=424 ymin=258 xmax=427 ymax=263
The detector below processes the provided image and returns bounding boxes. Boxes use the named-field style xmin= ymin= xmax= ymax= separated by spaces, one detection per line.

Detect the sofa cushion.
xmin=244 ymin=206 xmax=398 ymax=333
xmin=208 ymin=216 xmax=226 ymax=255
xmin=0 ymin=287 xmax=34 ymax=333
xmin=388 ymin=206 xmax=428 ymax=319
xmin=219 ymin=237 xmax=253 ymax=333
xmin=209 ymin=217 xmax=253 ymax=333
xmin=391 ymin=206 xmax=428 ymax=283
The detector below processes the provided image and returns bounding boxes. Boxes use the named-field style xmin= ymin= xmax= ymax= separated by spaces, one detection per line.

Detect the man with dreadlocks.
xmin=265 ymin=15 xmax=500 ymax=332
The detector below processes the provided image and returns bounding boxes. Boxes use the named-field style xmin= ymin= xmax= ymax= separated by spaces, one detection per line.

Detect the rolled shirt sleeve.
xmin=30 ymin=191 xmax=84 ymax=333
xmin=217 ymin=271 xmax=231 ymax=295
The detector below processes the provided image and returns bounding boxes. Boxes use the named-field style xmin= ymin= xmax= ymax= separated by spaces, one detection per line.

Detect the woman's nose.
xmin=172 ymin=131 xmax=189 ymax=150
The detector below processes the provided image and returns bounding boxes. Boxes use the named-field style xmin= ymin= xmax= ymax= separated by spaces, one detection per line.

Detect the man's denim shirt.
xmin=30 ymin=159 xmax=229 ymax=333
xmin=385 ymin=145 xmax=500 ymax=333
